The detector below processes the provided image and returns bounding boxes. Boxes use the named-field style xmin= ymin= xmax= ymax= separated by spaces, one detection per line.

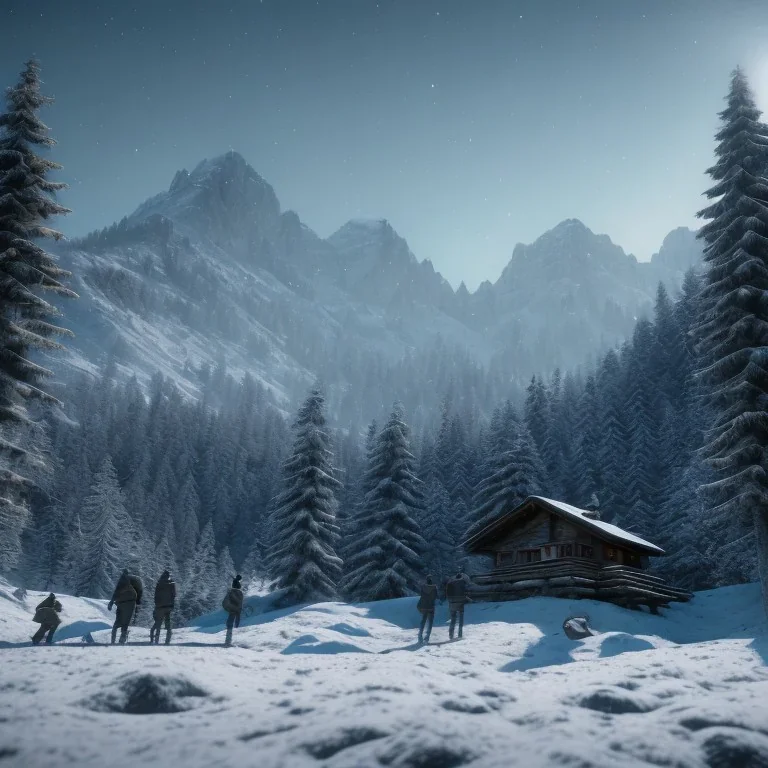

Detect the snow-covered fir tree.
xmin=342 ymin=404 xmax=425 ymax=601
xmin=268 ymin=389 xmax=342 ymax=605
xmin=75 ymin=457 xmax=133 ymax=598
xmin=421 ymin=477 xmax=456 ymax=584
xmin=694 ymin=68 xmax=768 ymax=614
xmin=465 ymin=417 xmax=546 ymax=540
xmin=180 ymin=521 xmax=219 ymax=620
xmin=0 ymin=60 xmax=75 ymax=571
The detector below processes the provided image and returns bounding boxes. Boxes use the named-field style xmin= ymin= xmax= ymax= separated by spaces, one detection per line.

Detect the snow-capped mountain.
xmin=53 ymin=151 xmax=701 ymax=416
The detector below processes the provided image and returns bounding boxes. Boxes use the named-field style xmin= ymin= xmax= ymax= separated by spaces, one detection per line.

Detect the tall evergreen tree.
xmin=465 ymin=423 xmax=545 ymax=540
xmin=421 ymin=477 xmax=455 ymax=585
xmin=623 ymin=320 xmax=661 ymax=536
xmin=75 ymin=457 xmax=133 ymax=598
xmin=0 ymin=60 xmax=75 ymax=571
xmin=695 ymin=68 xmax=768 ymax=613
xmin=342 ymin=404 xmax=425 ymax=601
xmin=268 ymin=389 xmax=342 ymax=604
xmin=180 ymin=521 xmax=218 ymax=620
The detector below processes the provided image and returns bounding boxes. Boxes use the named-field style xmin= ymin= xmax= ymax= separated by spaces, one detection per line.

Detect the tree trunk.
xmin=755 ymin=507 xmax=768 ymax=619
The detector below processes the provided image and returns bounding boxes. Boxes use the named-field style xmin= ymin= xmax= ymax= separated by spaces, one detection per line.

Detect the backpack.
xmin=115 ymin=582 xmax=138 ymax=604
xmin=222 ymin=587 xmax=244 ymax=614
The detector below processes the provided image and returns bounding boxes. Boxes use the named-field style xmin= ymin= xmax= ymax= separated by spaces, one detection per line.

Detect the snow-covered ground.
xmin=1 ymin=579 xmax=767 ymax=768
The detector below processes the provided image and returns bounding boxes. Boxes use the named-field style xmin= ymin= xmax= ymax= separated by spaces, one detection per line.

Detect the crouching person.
xmin=31 ymin=593 xmax=62 ymax=645
xmin=417 ymin=576 xmax=438 ymax=644
xmin=108 ymin=568 xmax=143 ymax=645
xmin=222 ymin=575 xmax=244 ymax=647
xmin=150 ymin=570 xmax=176 ymax=645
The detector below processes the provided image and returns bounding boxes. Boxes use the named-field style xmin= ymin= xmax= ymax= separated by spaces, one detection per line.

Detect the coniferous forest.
xmin=1 ymin=60 xmax=768 ymax=623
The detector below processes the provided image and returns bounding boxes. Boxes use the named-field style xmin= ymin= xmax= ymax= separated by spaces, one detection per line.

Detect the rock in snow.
xmin=0 ymin=578 xmax=766 ymax=767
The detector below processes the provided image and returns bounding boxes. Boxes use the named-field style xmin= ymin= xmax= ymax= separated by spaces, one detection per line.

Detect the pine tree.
xmin=695 ymin=68 xmax=768 ymax=613
xmin=596 ymin=350 xmax=629 ymax=520
xmin=572 ymin=375 xmax=602 ymax=506
xmin=75 ymin=457 xmax=133 ymax=598
xmin=0 ymin=60 xmax=76 ymax=571
xmin=623 ymin=320 xmax=661 ymax=536
xmin=217 ymin=546 xmax=236 ymax=590
xmin=465 ymin=423 xmax=545 ymax=540
xmin=342 ymin=404 xmax=425 ymax=601
xmin=421 ymin=477 xmax=455 ymax=584
xmin=340 ymin=420 xmax=377 ymax=568
xmin=179 ymin=521 xmax=218 ymax=620
xmin=268 ymin=390 xmax=342 ymax=605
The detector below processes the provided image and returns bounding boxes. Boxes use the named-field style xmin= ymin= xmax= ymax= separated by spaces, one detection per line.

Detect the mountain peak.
xmin=131 ymin=151 xmax=281 ymax=250
xmin=547 ymin=219 xmax=592 ymax=236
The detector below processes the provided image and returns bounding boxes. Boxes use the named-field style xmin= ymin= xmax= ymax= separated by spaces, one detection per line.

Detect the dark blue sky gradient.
xmin=3 ymin=0 xmax=768 ymax=288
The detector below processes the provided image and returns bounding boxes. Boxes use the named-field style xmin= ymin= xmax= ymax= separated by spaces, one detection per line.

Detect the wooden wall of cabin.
xmin=494 ymin=508 xmax=550 ymax=553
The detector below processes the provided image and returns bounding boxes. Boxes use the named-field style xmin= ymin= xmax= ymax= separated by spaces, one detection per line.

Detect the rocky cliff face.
xmin=53 ymin=151 xmax=701 ymax=417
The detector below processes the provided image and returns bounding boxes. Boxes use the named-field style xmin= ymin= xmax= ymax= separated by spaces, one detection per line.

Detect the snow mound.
xmin=574 ymin=686 xmax=661 ymax=714
xmin=83 ymin=672 xmax=209 ymax=715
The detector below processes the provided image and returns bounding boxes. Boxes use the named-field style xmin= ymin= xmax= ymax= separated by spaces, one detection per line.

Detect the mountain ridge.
xmin=54 ymin=150 xmax=703 ymax=422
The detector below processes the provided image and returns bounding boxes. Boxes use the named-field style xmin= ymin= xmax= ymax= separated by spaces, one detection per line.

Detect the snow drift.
xmin=0 ymin=578 xmax=766 ymax=767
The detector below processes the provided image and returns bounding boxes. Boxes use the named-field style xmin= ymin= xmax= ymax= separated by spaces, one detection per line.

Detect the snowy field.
xmin=1 ymin=580 xmax=767 ymax=768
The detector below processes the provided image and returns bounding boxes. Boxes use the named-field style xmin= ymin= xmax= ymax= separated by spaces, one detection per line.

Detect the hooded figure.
xmin=416 ymin=576 xmax=438 ymax=644
xmin=150 ymin=570 xmax=176 ymax=645
xmin=445 ymin=572 xmax=471 ymax=640
xmin=221 ymin=575 xmax=244 ymax=647
xmin=32 ymin=594 xmax=62 ymax=645
xmin=108 ymin=569 xmax=144 ymax=645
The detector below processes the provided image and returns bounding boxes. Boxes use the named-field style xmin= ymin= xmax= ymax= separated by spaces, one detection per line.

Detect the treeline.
xmin=13 ymin=267 xmax=750 ymax=619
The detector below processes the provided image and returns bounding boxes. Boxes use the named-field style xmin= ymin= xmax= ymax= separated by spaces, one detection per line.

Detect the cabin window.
xmin=518 ymin=549 xmax=541 ymax=564
xmin=579 ymin=544 xmax=594 ymax=559
xmin=558 ymin=544 xmax=573 ymax=558
xmin=604 ymin=546 xmax=618 ymax=562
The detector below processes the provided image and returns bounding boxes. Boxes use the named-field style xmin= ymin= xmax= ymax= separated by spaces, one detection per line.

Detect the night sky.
xmin=3 ymin=0 xmax=768 ymax=289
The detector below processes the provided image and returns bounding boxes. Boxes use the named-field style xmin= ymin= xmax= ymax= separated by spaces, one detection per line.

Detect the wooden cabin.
xmin=464 ymin=496 xmax=692 ymax=612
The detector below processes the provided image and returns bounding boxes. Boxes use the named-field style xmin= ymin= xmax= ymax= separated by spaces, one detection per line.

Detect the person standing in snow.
xmin=108 ymin=568 xmax=143 ymax=645
xmin=446 ymin=572 xmax=471 ymax=641
xmin=31 ymin=593 xmax=62 ymax=645
xmin=417 ymin=575 xmax=438 ymax=644
xmin=150 ymin=570 xmax=176 ymax=645
xmin=222 ymin=574 xmax=244 ymax=647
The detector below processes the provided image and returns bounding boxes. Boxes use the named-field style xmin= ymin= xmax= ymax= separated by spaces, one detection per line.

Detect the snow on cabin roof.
xmin=529 ymin=497 xmax=665 ymax=555
xmin=465 ymin=495 xmax=665 ymax=555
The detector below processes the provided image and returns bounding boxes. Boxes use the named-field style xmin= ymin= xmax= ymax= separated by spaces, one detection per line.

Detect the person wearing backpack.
xmin=108 ymin=568 xmax=144 ymax=645
xmin=31 ymin=593 xmax=62 ymax=645
xmin=150 ymin=570 xmax=176 ymax=645
xmin=222 ymin=575 xmax=244 ymax=647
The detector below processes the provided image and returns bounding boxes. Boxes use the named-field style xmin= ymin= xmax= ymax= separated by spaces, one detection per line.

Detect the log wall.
xmin=469 ymin=557 xmax=692 ymax=611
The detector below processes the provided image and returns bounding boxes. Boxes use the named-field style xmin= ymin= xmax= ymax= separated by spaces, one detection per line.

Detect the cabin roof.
xmin=464 ymin=495 xmax=665 ymax=556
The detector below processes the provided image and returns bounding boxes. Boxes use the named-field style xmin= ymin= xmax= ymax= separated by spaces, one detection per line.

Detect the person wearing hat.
xmin=150 ymin=570 xmax=176 ymax=645
xmin=221 ymin=575 xmax=244 ymax=647
xmin=31 ymin=593 xmax=62 ymax=645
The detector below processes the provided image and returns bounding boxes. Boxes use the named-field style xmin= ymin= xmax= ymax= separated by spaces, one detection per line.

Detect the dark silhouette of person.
xmin=108 ymin=568 xmax=143 ymax=644
xmin=222 ymin=575 xmax=244 ymax=647
xmin=31 ymin=593 xmax=62 ymax=645
xmin=417 ymin=576 xmax=438 ymax=643
xmin=445 ymin=572 xmax=471 ymax=640
xmin=150 ymin=570 xmax=176 ymax=645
